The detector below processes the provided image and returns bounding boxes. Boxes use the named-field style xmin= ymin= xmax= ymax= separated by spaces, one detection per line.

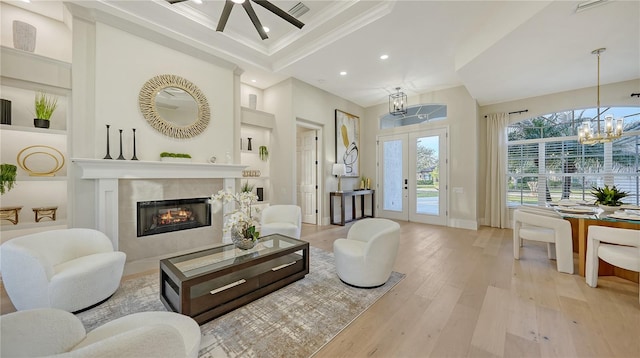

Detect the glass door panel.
xmin=378 ymin=134 xmax=408 ymax=220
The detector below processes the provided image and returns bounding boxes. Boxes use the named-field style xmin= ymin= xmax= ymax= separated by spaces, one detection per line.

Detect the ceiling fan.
xmin=166 ymin=0 xmax=305 ymax=40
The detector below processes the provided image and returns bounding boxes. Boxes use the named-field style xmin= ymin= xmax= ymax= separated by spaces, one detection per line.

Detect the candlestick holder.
xmin=103 ymin=124 xmax=112 ymax=159
xmin=131 ymin=128 xmax=138 ymax=160
xmin=117 ymin=129 xmax=125 ymax=160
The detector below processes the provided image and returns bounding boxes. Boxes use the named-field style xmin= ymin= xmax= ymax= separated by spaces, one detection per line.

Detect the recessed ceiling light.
xmin=263 ymin=26 xmax=270 ymax=33
xmin=20 ymin=0 xmax=30 ymax=3
xmin=340 ymin=71 xmax=347 ymax=76
xmin=380 ymin=54 xmax=389 ymax=60
xmin=191 ymin=0 xmax=202 ymax=4
xmin=251 ymin=79 xmax=257 ymax=83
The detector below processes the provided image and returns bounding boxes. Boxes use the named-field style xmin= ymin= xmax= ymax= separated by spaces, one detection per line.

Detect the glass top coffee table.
xmin=160 ymin=234 xmax=309 ymax=324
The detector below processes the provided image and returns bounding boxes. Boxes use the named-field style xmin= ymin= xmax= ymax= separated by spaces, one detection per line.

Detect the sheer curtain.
xmin=485 ymin=113 xmax=509 ymax=228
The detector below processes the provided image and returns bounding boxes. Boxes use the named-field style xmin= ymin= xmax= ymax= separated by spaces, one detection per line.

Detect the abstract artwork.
xmin=335 ymin=109 xmax=359 ymax=177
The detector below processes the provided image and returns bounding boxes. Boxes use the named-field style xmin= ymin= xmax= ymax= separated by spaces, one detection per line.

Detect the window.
xmin=380 ymin=104 xmax=446 ymax=129
xmin=507 ymin=107 xmax=640 ymax=206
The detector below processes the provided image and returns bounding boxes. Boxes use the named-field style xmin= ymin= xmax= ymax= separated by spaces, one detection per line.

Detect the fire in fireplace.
xmin=137 ymin=197 xmax=211 ymax=237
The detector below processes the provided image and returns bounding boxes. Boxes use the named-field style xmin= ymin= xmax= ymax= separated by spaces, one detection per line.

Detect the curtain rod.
xmin=631 ymin=93 xmax=640 ymax=98
xmin=484 ymin=109 xmax=528 ymax=118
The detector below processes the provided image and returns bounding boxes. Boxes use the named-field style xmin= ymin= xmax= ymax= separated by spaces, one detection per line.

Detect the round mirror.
xmin=139 ymin=74 xmax=210 ymax=139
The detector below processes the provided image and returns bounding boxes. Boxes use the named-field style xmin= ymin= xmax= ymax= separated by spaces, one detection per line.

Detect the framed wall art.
xmin=335 ymin=109 xmax=359 ymax=177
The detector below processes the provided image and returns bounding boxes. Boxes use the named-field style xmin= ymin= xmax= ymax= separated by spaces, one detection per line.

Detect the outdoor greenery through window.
xmin=507 ymin=107 xmax=640 ymax=206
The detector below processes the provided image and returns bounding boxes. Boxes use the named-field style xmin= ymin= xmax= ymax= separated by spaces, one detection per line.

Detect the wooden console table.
xmin=330 ymin=190 xmax=375 ymax=226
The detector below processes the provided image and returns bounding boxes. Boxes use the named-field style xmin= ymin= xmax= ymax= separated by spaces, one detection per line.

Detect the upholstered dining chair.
xmin=513 ymin=207 xmax=574 ymax=274
xmin=333 ymin=218 xmax=400 ymax=288
xmin=260 ymin=205 xmax=302 ymax=239
xmin=585 ymin=226 xmax=640 ymax=303
xmin=0 ymin=228 xmax=126 ymax=312
xmin=0 ymin=308 xmax=202 ymax=358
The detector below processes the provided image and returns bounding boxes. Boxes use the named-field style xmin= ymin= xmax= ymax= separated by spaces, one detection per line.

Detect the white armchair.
xmin=0 ymin=228 xmax=126 ymax=312
xmin=513 ymin=208 xmax=574 ymax=274
xmin=585 ymin=226 xmax=640 ymax=303
xmin=333 ymin=218 xmax=400 ymax=288
xmin=260 ymin=205 xmax=302 ymax=239
xmin=0 ymin=308 xmax=202 ymax=358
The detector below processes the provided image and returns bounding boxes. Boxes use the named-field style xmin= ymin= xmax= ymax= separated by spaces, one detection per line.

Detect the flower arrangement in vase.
xmin=211 ymin=189 xmax=260 ymax=249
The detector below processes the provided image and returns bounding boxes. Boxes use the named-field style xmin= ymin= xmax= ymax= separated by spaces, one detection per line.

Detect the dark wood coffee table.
xmin=160 ymin=234 xmax=309 ymax=324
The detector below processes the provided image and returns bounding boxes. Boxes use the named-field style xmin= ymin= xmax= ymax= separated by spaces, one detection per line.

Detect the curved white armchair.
xmin=333 ymin=218 xmax=400 ymax=288
xmin=585 ymin=226 xmax=640 ymax=303
xmin=513 ymin=208 xmax=574 ymax=274
xmin=260 ymin=205 xmax=302 ymax=239
xmin=0 ymin=308 xmax=202 ymax=358
xmin=0 ymin=228 xmax=126 ymax=312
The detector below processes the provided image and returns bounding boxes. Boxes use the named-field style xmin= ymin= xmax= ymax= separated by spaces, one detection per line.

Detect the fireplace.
xmin=137 ymin=197 xmax=211 ymax=237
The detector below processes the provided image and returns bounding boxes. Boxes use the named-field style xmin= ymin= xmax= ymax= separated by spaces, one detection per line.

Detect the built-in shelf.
xmin=0 ymin=219 xmax=68 ymax=232
xmin=240 ymin=107 xmax=275 ymax=129
xmin=0 ymin=124 xmax=66 ymax=135
xmin=16 ymin=176 xmax=67 ymax=181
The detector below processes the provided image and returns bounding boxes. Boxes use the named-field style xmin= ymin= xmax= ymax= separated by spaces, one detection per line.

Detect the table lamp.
xmin=332 ymin=163 xmax=346 ymax=192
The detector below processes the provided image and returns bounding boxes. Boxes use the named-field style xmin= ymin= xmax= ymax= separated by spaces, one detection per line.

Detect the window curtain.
xmin=485 ymin=113 xmax=509 ymax=228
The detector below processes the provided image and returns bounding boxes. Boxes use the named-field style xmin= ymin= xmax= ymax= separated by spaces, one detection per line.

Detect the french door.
xmin=377 ymin=128 xmax=448 ymax=225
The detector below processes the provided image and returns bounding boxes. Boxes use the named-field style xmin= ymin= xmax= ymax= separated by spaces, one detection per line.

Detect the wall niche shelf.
xmin=0 ymin=46 xmax=71 ymax=238
xmin=240 ymin=107 xmax=273 ymax=205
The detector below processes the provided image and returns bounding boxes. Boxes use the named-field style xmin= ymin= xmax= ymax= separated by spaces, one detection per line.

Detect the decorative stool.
xmin=32 ymin=206 xmax=57 ymax=222
xmin=0 ymin=206 xmax=22 ymax=225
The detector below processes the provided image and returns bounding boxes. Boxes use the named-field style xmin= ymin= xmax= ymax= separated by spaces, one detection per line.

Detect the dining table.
xmin=551 ymin=202 xmax=640 ymax=283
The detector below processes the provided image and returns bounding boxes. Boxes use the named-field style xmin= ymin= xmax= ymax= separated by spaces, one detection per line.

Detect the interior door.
xmin=378 ymin=129 xmax=448 ymax=225
xmin=297 ymin=128 xmax=317 ymax=224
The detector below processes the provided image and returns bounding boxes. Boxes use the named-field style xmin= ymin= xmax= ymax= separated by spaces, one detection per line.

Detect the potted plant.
xmin=240 ymin=181 xmax=254 ymax=193
xmin=159 ymin=152 xmax=192 ymax=162
xmin=591 ymin=185 xmax=629 ymax=211
xmin=34 ymin=92 xmax=58 ymax=129
xmin=1 ymin=163 xmax=17 ymax=194
xmin=258 ymin=145 xmax=269 ymax=161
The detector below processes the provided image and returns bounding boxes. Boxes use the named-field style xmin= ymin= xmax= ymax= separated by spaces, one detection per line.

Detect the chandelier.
xmin=389 ymin=87 xmax=407 ymax=115
xmin=578 ymin=48 xmax=624 ymax=145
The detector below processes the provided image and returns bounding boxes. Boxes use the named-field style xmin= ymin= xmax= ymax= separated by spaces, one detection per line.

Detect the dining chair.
xmin=585 ymin=226 xmax=640 ymax=303
xmin=513 ymin=207 xmax=574 ymax=274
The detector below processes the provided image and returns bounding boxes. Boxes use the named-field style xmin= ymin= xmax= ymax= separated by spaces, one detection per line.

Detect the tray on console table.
xmin=160 ymin=234 xmax=309 ymax=324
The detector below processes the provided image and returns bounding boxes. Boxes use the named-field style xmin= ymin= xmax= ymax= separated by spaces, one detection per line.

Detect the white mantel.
xmin=72 ymin=158 xmax=247 ymax=249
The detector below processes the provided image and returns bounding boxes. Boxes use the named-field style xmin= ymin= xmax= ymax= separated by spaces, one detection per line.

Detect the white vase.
xmin=598 ymin=204 xmax=620 ymax=212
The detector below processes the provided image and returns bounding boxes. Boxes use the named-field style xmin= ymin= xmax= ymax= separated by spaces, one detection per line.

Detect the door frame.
xmin=376 ymin=126 xmax=449 ymax=225
xmin=295 ymin=119 xmax=323 ymax=226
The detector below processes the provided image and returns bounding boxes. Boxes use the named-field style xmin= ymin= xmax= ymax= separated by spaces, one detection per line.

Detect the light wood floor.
xmin=2 ymin=221 xmax=638 ymax=357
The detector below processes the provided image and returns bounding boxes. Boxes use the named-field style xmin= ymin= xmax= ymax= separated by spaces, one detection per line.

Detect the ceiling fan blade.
xmin=216 ymin=0 xmax=235 ymax=32
xmin=165 ymin=0 xmax=189 ymax=4
xmin=242 ymin=1 xmax=269 ymax=40
xmin=252 ymin=0 xmax=305 ymax=29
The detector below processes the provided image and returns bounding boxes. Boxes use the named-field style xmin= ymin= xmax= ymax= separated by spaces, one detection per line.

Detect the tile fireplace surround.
xmin=73 ymin=159 xmax=246 ymax=261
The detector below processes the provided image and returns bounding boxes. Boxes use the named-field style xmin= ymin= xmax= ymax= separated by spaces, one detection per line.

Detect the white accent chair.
xmin=0 ymin=228 xmax=126 ymax=312
xmin=585 ymin=226 xmax=640 ymax=303
xmin=260 ymin=205 xmax=302 ymax=239
xmin=0 ymin=308 xmax=202 ymax=358
xmin=333 ymin=218 xmax=400 ymax=288
xmin=513 ymin=208 xmax=574 ymax=274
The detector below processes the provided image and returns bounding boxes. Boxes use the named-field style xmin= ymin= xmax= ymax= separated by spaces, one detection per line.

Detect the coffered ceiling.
xmin=15 ymin=0 xmax=640 ymax=107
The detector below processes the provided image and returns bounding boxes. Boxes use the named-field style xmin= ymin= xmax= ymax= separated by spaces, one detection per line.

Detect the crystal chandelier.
xmin=578 ymin=48 xmax=624 ymax=145
xmin=389 ymin=87 xmax=407 ymax=115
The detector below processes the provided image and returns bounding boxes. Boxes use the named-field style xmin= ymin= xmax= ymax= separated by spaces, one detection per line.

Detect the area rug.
xmin=76 ymin=247 xmax=405 ymax=358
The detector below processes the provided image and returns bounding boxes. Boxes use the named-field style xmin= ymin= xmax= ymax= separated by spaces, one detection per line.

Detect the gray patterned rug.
xmin=76 ymin=247 xmax=404 ymax=358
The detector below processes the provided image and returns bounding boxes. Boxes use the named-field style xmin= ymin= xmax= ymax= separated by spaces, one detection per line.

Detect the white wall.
xmin=0 ymin=3 xmax=71 ymax=62
xmin=264 ymin=78 xmax=365 ymax=224
xmin=93 ymin=23 xmax=235 ymax=163
xmin=477 ymin=79 xmax=640 ymax=225
xmin=70 ymin=19 xmax=239 ymax=229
